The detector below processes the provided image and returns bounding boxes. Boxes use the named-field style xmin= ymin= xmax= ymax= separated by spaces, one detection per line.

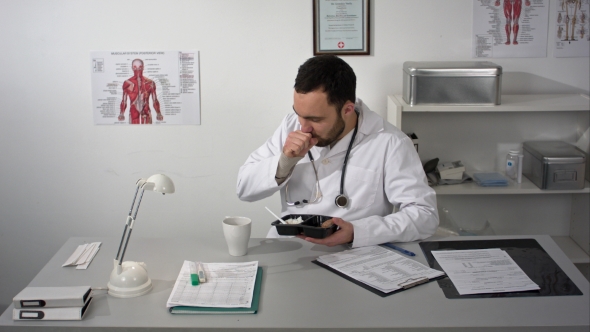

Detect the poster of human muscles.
xmin=473 ymin=0 xmax=549 ymax=58
xmin=91 ymin=50 xmax=200 ymax=125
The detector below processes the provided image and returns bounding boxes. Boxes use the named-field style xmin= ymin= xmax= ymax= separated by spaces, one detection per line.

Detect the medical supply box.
xmin=402 ymin=61 xmax=502 ymax=105
xmin=522 ymin=141 xmax=587 ymax=190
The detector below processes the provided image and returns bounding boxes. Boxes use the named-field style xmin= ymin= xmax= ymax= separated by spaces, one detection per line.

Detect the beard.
xmin=314 ymin=114 xmax=346 ymax=147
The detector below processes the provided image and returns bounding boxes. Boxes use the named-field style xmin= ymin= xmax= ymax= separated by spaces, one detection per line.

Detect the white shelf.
xmin=387 ymin=93 xmax=590 ymax=128
xmin=387 ymin=93 xmax=590 ymax=265
xmin=434 ymin=178 xmax=590 ymax=195
xmin=392 ymin=93 xmax=590 ymax=113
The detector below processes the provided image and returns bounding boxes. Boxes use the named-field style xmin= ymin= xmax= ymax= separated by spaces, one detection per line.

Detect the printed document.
xmin=431 ymin=249 xmax=540 ymax=295
xmin=167 ymin=261 xmax=258 ymax=308
xmin=316 ymin=246 xmax=445 ymax=293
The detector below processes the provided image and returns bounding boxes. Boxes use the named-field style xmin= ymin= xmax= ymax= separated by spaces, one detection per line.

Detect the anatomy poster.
xmin=473 ymin=0 xmax=549 ymax=58
xmin=91 ymin=50 xmax=200 ymax=125
xmin=554 ymin=0 xmax=589 ymax=57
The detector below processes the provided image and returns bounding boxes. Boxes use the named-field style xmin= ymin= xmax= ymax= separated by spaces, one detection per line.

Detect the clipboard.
xmin=312 ymin=260 xmax=445 ymax=297
xmin=419 ymin=238 xmax=583 ymax=299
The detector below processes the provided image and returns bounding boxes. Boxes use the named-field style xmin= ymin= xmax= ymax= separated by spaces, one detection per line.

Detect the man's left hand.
xmin=296 ymin=218 xmax=353 ymax=247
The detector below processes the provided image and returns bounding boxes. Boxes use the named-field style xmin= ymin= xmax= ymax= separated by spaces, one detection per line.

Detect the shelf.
xmin=387 ymin=93 xmax=590 ymax=128
xmin=391 ymin=94 xmax=590 ymax=113
xmin=434 ymin=177 xmax=590 ymax=195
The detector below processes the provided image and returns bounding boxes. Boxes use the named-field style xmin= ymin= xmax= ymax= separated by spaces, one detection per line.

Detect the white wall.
xmin=0 ymin=0 xmax=588 ymax=312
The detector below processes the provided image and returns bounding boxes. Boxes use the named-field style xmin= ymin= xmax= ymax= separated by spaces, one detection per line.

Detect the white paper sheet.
xmin=316 ymin=246 xmax=445 ymax=293
xmin=431 ymin=248 xmax=540 ymax=295
xmin=62 ymin=242 xmax=101 ymax=269
xmin=166 ymin=261 xmax=258 ymax=308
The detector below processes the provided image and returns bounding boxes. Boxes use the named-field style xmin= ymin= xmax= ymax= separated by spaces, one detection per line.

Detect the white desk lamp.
xmin=107 ymin=174 xmax=175 ymax=298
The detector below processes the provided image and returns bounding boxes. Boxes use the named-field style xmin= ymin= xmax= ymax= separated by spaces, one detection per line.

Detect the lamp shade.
xmin=143 ymin=174 xmax=175 ymax=193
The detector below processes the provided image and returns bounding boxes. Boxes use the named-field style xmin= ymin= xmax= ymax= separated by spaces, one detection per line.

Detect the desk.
xmin=0 ymin=235 xmax=588 ymax=331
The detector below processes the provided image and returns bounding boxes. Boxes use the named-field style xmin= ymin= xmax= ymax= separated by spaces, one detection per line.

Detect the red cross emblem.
xmin=338 ymin=41 xmax=345 ymax=49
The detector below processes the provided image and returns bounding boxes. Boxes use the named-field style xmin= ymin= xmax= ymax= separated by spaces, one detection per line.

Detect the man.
xmin=236 ymin=55 xmax=438 ymax=248
xmin=119 ymin=59 xmax=163 ymax=124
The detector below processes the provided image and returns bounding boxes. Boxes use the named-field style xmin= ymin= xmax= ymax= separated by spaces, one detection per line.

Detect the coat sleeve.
xmin=236 ymin=116 xmax=291 ymax=202
xmin=350 ymin=134 xmax=439 ymax=247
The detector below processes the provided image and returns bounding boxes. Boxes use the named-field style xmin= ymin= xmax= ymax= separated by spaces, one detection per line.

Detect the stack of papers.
xmin=315 ymin=246 xmax=445 ymax=294
xmin=437 ymin=161 xmax=465 ymax=180
xmin=167 ymin=261 xmax=260 ymax=314
xmin=431 ymin=249 xmax=540 ymax=295
xmin=473 ymin=172 xmax=508 ymax=187
xmin=62 ymin=242 xmax=101 ymax=269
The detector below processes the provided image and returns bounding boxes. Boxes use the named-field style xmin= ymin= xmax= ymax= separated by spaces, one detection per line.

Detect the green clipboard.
xmin=169 ymin=267 xmax=263 ymax=314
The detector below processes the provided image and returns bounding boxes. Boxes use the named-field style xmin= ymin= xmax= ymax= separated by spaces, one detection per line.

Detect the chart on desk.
xmin=166 ymin=261 xmax=258 ymax=308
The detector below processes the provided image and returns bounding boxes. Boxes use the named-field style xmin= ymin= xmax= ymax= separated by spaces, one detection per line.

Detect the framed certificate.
xmin=313 ymin=0 xmax=370 ymax=55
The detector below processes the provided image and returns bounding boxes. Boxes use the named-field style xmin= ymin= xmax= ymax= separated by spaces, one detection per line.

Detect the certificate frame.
xmin=313 ymin=0 xmax=370 ymax=56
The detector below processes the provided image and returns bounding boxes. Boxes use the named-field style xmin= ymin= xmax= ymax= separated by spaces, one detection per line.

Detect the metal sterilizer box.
xmin=403 ymin=61 xmax=502 ymax=105
xmin=522 ymin=141 xmax=587 ymax=190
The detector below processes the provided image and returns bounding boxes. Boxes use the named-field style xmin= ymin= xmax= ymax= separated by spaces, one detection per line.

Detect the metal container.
xmin=403 ymin=61 xmax=502 ymax=105
xmin=522 ymin=141 xmax=587 ymax=190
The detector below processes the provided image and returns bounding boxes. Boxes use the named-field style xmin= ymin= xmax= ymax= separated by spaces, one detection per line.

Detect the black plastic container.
xmin=271 ymin=214 xmax=337 ymax=239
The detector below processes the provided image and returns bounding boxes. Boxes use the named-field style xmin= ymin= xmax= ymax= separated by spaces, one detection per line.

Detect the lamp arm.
xmin=114 ymin=185 xmax=141 ymax=262
xmin=118 ymin=189 xmax=145 ymax=265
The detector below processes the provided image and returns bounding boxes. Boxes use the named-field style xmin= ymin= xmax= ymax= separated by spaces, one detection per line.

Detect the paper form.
xmin=166 ymin=261 xmax=258 ymax=308
xmin=62 ymin=242 xmax=101 ymax=269
xmin=431 ymin=249 xmax=540 ymax=295
xmin=316 ymin=246 xmax=444 ymax=293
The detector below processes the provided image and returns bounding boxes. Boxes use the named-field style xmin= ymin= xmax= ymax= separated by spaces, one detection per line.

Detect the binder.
xmin=13 ymin=297 xmax=92 ymax=321
xmin=169 ymin=267 xmax=263 ymax=314
xmin=13 ymin=286 xmax=92 ymax=309
xmin=419 ymin=238 xmax=583 ymax=299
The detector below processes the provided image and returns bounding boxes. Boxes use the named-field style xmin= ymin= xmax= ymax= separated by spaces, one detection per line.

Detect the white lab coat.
xmin=236 ymin=99 xmax=438 ymax=247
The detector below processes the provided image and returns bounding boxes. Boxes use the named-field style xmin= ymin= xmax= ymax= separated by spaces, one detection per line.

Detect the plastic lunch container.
xmin=270 ymin=214 xmax=337 ymax=239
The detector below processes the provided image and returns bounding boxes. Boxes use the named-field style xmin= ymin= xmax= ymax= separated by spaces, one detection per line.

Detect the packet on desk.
xmin=13 ymin=286 xmax=92 ymax=308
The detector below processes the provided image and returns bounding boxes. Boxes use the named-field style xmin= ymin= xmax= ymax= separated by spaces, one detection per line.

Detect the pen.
xmin=382 ymin=243 xmax=416 ymax=256
xmin=189 ymin=261 xmax=199 ymax=286
xmin=197 ymin=262 xmax=206 ymax=283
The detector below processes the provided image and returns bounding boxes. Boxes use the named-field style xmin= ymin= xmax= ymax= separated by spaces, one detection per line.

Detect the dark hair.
xmin=294 ymin=55 xmax=356 ymax=111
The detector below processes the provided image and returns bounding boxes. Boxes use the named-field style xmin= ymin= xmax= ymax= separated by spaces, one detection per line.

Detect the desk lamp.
xmin=107 ymin=174 xmax=175 ymax=298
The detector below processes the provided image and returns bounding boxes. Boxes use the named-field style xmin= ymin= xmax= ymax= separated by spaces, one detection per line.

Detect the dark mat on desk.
xmin=419 ymin=238 xmax=583 ymax=299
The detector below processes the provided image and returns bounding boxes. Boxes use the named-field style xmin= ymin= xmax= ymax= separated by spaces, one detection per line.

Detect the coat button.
xmin=322 ymin=159 xmax=330 ymax=165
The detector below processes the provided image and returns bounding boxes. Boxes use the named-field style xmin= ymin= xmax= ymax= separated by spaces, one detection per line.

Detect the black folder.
xmin=419 ymin=238 xmax=583 ymax=299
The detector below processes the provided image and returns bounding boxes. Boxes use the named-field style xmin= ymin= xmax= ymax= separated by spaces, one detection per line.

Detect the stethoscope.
xmin=285 ymin=111 xmax=359 ymax=208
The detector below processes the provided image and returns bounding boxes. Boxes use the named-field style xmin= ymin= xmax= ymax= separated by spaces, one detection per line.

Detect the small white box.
xmin=437 ymin=161 xmax=465 ymax=180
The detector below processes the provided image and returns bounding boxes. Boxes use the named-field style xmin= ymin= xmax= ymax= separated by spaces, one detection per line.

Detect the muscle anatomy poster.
xmin=91 ymin=51 xmax=200 ymax=125
xmin=473 ymin=0 xmax=549 ymax=58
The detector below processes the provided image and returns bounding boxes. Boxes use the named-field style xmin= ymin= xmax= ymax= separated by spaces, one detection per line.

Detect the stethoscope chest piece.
xmin=335 ymin=194 xmax=349 ymax=208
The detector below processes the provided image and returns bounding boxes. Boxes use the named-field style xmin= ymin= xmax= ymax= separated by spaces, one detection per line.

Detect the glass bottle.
xmin=505 ymin=149 xmax=520 ymax=180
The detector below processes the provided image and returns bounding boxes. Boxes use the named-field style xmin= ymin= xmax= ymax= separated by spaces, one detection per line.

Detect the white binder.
xmin=13 ymin=286 xmax=91 ymax=309
xmin=13 ymin=297 xmax=92 ymax=321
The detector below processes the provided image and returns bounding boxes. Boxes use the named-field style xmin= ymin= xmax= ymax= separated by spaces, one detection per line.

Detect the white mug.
xmin=222 ymin=216 xmax=252 ymax=256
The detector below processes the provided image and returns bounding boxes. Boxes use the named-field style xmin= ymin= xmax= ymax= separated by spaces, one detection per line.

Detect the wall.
xmin=0 ymin=0 xmax=588 ymax=312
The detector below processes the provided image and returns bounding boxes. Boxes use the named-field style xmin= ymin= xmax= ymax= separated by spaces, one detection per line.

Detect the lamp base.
xmin=107 ymin=260 xmax=153 ymax=298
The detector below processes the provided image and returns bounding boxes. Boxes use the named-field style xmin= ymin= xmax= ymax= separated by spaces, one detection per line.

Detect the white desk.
xmin=0 ymin=235 xmax=588 ymax=331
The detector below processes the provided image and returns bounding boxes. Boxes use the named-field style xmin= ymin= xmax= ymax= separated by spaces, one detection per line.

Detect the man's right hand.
xmin=283 ymin=128 xmax=318 ymax=158
xmin=118 ymin=114 xmax=125 ymax=121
